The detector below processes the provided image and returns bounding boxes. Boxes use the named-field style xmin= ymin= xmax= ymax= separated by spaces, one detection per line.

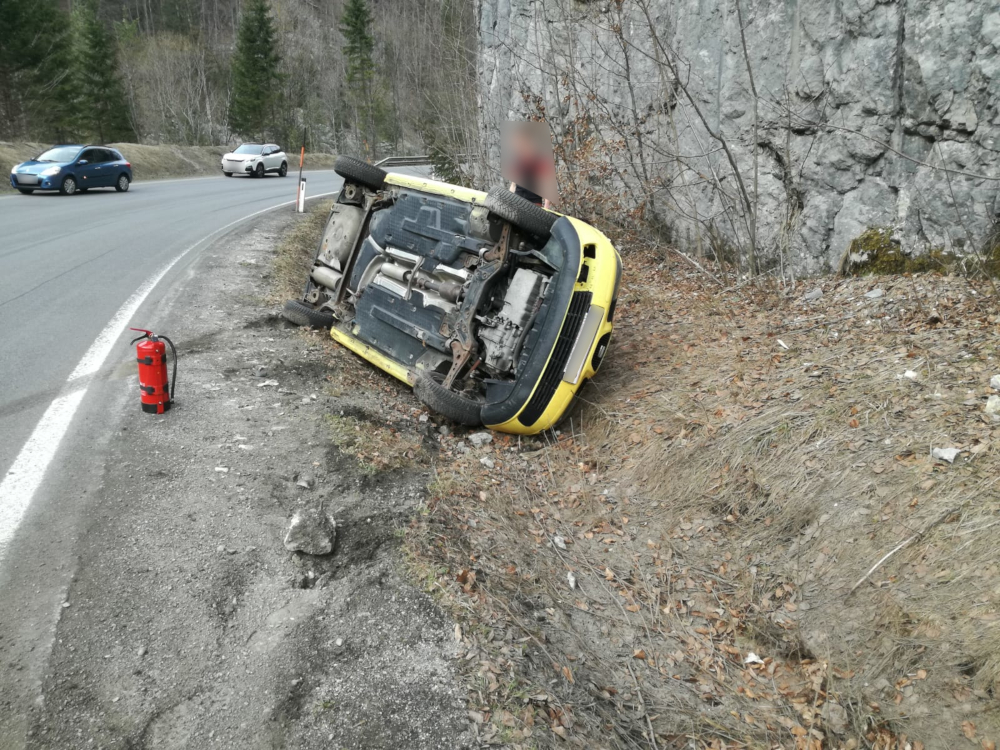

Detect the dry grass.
xmin=405 ymin=253 xmax=1000 ymax=750
xmin=269 ymin=200 xmax=333 ymax=304
xmin=1 ymin=141 xmax=337 ymax=192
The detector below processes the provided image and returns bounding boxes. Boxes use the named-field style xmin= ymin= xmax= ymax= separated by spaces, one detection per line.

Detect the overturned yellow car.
xmin=283 ymin=156 xmax=622 ymax=435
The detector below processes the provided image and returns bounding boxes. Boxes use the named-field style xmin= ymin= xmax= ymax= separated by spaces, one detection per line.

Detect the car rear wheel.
xmin=282 ymin=299 xmax=334 ymax=329
xmin=484 ymin=186 xmax=557 ymax=240
xmin=60 ymin=176 xmax=77 ymax=195
xmin=334 ymin=155 xmax=386 ymax=191
xmin=17 ymin=188 xmax=33 ymax=195
xmin=279 ymin=161 xmax=287 ymax=177
xmin=413 ymin=371 xmax=484 ymax=427
xmin=115 ymin=174 xmax=130 ymax=192
xmin=254 ymin=163 xmax=264 ymax=179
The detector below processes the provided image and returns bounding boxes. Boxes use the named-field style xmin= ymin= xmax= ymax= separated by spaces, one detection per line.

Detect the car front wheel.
xmin=115 ymin=174 xmax=130 ymax=192
xmin=254 ymin=163 xmax=264 ymax=179
xmin=60 ymin=176 xmax=77 ymax=195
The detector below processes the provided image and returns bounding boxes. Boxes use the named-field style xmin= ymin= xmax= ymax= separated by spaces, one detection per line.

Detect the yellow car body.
xmin=320 ymin=169 xmax=621 ymax=435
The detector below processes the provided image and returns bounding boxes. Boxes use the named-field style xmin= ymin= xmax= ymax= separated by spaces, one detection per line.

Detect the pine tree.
xmin=228 ymin=0 xmax=282 ymax=140
xmin=76 ymin=0 xmax=135 ymax=143
xmin=0 ymin=0 xmax=77 ymax=140
xmin=339 ymin=0 xmax=382 ymax=156
xmin=339 ymin=0 xmax=374 ymax=88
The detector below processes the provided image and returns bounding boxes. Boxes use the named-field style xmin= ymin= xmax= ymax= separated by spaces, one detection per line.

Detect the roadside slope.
xmin=405 ymin=255 xmax=1000 ymax=749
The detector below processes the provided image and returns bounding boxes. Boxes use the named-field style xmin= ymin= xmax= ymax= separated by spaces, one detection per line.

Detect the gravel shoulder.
xmin=13 ymin=208 xmax=474 ymax=749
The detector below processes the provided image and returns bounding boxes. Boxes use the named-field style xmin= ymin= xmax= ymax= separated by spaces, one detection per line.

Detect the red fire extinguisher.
xmin=129 ymin=328 xmax=177 ymax=414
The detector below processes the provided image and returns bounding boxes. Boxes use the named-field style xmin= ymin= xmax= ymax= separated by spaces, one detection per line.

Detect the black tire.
xmin=17 ymin=188 xmax=33 ymax=195
xmin=60 ymin=175 xmax=77 ymax=195
xmin=334 ymin=155 xmax=386 ymax=191
xmin=413 ymin=371 xmax=483 ymax=427
xmin=282 ymin=299 xmax=334 ymax=329
xmin=279 ymin=161 xmax=288 ymax=177
xmin=115 ymin=174 xmax=130 ymax=192
xmin=254 ymin=163 xmax=264 ymax=179
xmin=484 ymin=186 xmax=556 ymax=240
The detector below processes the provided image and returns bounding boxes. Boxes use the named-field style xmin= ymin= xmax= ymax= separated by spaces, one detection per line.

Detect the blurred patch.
xmin=500 ymin=121 xmax=558 ymax=205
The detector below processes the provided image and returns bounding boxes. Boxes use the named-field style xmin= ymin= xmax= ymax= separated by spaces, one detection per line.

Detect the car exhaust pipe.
xmin=380 ymin=263 xmax=463 ymax=303
xmin=310 ymin=265 xmax=343 ymax=290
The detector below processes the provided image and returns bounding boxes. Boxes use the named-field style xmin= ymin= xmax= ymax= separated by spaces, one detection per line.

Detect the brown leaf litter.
xmin=405 ymin=251 xmax=1000 ymax=749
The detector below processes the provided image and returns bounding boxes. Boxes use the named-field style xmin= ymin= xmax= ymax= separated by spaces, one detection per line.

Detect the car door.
xmin=76 ymin=148 xmax=105 ymax=188
xmin=266 ymin=145 xmax=281 ymax=171
xmin=95 ymin=149 xmax=118 ymax=186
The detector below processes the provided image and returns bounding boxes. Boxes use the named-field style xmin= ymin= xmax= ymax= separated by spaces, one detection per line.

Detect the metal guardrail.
xmin=374 ymin=155 xmax=433 ymax=168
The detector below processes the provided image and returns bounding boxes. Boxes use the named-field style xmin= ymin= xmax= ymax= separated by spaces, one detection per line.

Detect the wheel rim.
xmin=119 ymin=176 xmax=128 ymax=190
xmin=64 ymin=178 xmax=75 ymax=194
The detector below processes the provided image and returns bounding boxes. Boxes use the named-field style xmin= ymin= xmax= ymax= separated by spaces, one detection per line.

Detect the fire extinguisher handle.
xmin=159 ymin=335 xmax=178 ymax=401
xmin=128 ymin=327 xmax=153 ymax=346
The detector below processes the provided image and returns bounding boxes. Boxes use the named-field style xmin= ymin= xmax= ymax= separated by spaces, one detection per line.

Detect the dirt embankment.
xmin=1 ymin=141 xmax=337 ymax=191
xmin=394 ymin=254 xmax=1000 ymax=750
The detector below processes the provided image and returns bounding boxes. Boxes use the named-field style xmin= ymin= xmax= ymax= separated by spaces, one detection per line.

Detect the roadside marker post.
xmin=294 ymin=128 xmax=306 ymax=212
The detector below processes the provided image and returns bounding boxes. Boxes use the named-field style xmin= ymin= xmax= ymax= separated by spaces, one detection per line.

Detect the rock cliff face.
xmin=479 ymin=0 xmax=1000 ymax=274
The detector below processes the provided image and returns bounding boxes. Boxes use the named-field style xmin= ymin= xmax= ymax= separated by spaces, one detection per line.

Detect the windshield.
xmin=35 ymin=146 xmax=81 ymax=163
xmin=234 ymin=144 xmax=263 ymax=155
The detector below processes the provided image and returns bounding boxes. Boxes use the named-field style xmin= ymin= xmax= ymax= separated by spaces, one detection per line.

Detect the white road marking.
xmin=0 ymin=190 xmax=338 ymax=559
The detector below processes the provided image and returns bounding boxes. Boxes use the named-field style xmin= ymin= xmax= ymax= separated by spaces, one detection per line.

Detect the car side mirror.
xmin=77 ymin=159 xmax=88 ymax=165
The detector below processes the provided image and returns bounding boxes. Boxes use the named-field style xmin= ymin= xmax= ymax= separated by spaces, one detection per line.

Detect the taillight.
xmin=125 ymin=162 xmax=131 ymax=167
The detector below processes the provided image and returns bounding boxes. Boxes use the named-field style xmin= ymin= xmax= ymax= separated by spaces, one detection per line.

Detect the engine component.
xmin=478 ymin=268 xmax=546 ymax=374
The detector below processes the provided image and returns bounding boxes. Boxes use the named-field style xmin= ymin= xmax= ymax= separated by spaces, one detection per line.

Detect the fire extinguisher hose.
xmin=160 ymin=335 xmax=178 ymax=400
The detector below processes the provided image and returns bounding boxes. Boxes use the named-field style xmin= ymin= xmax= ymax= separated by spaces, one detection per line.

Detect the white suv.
xmin=221 ymin=143 xmax=288 ymax=178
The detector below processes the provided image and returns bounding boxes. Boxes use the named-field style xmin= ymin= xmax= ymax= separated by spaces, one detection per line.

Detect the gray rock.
xmin=254 ymin=365 xmax=268 ymax=378
xmin=864 ymin=288 xmax=885 ymax=299
xmin=478 ymin=0 xmax=999 ymax=274
xmin=468 ymin=432 xmax=493 ymax=448
xmin=283 ymin=508 xmax=337 ymax=555
xmin=986 ymin=395 xmax=1000 ymax=415
xmin=296 ymin=474 xmax=315 ymax=489
xmin=824 ymin=701 xmax=849 ymax=736
xmin=479 ymin=456 xmax=495 ymax=469
xmin=803 ymin=287 xmax=823 ymax=301
xmin=931 ymin=447 xmax=960 ymax=463
xmin=990 ymin=375 xmax=1000 ymax=391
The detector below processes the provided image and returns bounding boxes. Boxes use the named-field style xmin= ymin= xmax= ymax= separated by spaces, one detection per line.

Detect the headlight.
xmin=10 ymin=166 xmax=17 ymax=175
xmin=41 ymin=166 xmax=62 ymax=176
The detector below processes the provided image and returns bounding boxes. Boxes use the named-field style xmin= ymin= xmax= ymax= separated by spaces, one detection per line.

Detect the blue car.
xmin=9 ymin=145 xmax=132 ymax=195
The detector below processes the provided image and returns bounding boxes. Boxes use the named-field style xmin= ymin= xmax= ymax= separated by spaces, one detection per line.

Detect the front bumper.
xmin=10 ymin=173 xmax=59 ymax=190
xmin=484 ymin=217 xmax=620 ymax=435
xmin=221 ymin=159 xmax=253 ymax=173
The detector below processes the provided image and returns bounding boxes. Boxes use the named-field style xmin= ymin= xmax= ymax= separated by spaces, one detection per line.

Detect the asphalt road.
xmin=0 ymin=170 xmax=346 ymax=487
xmin=0 ymin=165 xmax=464 ymax=749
